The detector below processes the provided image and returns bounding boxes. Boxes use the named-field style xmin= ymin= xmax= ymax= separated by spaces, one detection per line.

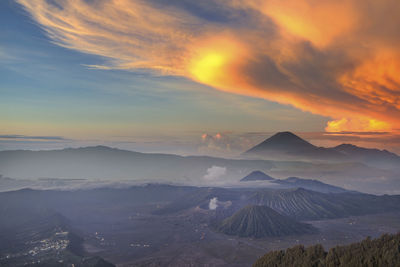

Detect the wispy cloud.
xmin=0 ymin=134 xmax=69 ymax=141
xmin=16 ymin=0 xmax=400 ymax=132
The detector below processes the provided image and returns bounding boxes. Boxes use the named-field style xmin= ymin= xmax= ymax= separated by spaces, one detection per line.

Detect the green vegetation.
xmin=254 ymin=233 xmax=400 ymax=267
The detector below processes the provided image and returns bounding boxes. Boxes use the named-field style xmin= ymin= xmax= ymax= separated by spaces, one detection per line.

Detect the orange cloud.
xmin=16 ymin=0 xmax=400 ymax=133
xmin=261 ymin=0 xmax=358 ymax=48
xmin=339 ymin=50 xmax=400 ymax=110
xmin=325 ymin=118 xmax=392 ymax=133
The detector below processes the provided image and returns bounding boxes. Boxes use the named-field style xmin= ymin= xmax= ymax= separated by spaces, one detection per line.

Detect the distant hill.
xmin=239 ymin=170 xmax=349 ymax=193
xmin=271 ymin=177 xmax=349 ymax=193
xmin=254 ymin=233 xmax=400 ymax=267
xmin=0 ymin=146 xmax=274 ymax=181
xmin=240 ymin=171 xmax=275 ymax=181
xmin=0 ymin=143 xmax=399 ymax=194
xmin=216 ymin=205 xmax=315 ymax=238
xmin=333 ymin=143 xmax=400 ymax=169
xmin=243 ymin=132 xmax=400 ymax=169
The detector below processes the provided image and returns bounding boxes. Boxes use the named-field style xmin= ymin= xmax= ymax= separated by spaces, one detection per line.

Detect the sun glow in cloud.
xmin=188 ymin=36 xmax=247 ymax=87
xmin=16 ymin=0 xmax=400 ymax=133
xmin=191 ymin=52 xmax=225 ymax=83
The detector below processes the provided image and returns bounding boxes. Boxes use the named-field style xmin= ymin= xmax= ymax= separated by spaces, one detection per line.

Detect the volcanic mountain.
xmin=246 ymin=132 xmax=315 ymax=153
xmin=243 ymin=132 xmax=343 ymax=160
xmin=240 ymin=171 xmax=275 ymax=181
xmin=242 ymin=132 xmax=400 ymax=169
xmin=216 ymin=205 xmax=315 ymax=238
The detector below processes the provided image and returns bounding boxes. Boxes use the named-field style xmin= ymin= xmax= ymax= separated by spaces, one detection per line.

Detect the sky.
xmin=1 ymin=0 xmax=400 ymax=156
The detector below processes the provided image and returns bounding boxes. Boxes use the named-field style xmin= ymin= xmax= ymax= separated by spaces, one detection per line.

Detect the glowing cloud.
xmin=16 ymin=0 xmax=400 ymax=132
xmin=191 ymin=52 xmax=225 ymax=83
xmin=261 ymin=0 xmax=357 ymax=47
xmin=188 ymin=36 xmax=247 ymax=86
xmin=325 ymin=118 xmax=392 ymax=133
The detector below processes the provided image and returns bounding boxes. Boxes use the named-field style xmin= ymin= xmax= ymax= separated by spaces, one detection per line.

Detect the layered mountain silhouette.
xmin=240 ymin=171 xmax=275 ymax=181
xmin=216 ymin=205 xmax=315 ymax=238
xmin=1 ymin=132 xmax=399 ymax=194
xmin=243 ymin=132 xmax=400 ymax=169
xmin=0 ymin=146 xmax=274 ymax=180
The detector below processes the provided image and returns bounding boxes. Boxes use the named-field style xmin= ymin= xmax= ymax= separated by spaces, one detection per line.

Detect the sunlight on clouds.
xmin=262 ymin=0 xmax=357 ymax=48
xmin=325 ymin=118 xmax=392 ymax=133
xmin=16 ymin=0 xmax=400 ymax=133
xmin=188 ymin=36 xmax=246 ymax=86
xmin=191 ymin=53 xmax=225 ymax=84
xmin=16 ymin=0 xmax=194 ymax=74
xmin=340 ymin=50 xmax=400 ymax=109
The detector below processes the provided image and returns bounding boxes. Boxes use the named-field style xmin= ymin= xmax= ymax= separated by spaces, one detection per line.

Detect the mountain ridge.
xmin=243 ymin=132 xmax=400 ymax=168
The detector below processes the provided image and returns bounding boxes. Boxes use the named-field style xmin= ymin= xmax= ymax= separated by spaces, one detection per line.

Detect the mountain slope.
xmin=217 ymin=205 xmax=315 ymax=238
xmin=240 ymin=171 xmax=275 ymax=181
xmin=249 ymin=188 xmax=400 ymax=220
xmin=153 ymin=185 xmax=400 ymax=220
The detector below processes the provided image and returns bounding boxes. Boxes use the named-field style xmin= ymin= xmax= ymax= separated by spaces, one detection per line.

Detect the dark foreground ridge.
xmin=253 ymin=232 xmax=400 ymax=267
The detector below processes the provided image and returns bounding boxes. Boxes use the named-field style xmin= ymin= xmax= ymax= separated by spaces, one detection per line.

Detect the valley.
xmin=1 ymin=184 xmax=400 ymax=266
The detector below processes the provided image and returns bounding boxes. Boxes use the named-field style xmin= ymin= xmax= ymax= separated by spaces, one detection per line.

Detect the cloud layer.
xmin=17 ymin=0 xmax=400 ymax=132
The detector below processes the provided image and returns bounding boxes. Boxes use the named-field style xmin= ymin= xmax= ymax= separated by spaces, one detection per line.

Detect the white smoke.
xmin=203 ymin=166 xmax=227 ymax=180
xmin=209 ymin=197 xmax=218 ymax=210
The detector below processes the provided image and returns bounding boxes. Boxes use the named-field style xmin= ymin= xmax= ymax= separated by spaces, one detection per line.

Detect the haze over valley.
xmin=1 ymin=132 xmax=399 ymax=195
